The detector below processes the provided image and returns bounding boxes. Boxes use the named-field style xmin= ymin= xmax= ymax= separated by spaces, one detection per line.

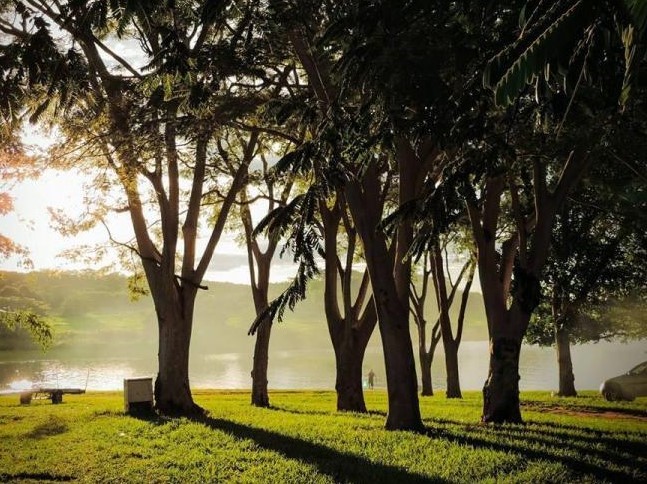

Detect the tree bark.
xmin=555 ymin=327 xmax=577 ymax=397
xmin=419 ymin=350 xmax=434 ymax=396
xmin=329 ymin=308 xmax=376 ymax=412
xmin=412 ymin=254 xmax=436 ymax=397
xmin=431 ymin=244 xmax=468 ymax=400
xmin=368 ymin=251 xmax=422 ymax=429
xmin=249 ymin=254 xmax=273 ymax=409
xmin=334 ymin=334 xmax=368 ymax=412
xmin=320 ymin=197 xmax=376 ymax=413
xmin=481 ymin=335 xmax=522 ymax=423
xmin=153 ymin=284 xmax=201 ymax=415
xmin=346 ymin=180 xmax=423 ymax=431
xmin=251 ymin=318 xmax=272 ymax=407
xmin=238 ymin=162 xmax=288 ymax=409
xmin=376 ymin=295 xmax=422 ymax=430
xmin=444 ymin=339 xmax=462 ymax=398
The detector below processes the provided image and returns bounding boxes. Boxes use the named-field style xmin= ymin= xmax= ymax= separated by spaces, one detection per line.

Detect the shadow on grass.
xmin=0 ymin=472 xmax=74 ymax=482
xmin=480 ymin=422 xmax=641 ymax=472
xmin=425 ymin=418 xmax=646 ymax=482
xmin=195 ymin=415 xmax=443 ymax=483
xmin=125 ymin=408 xmax=644 ymax=482
xmin=265 ymin=405 xmax=335 ymax=417
xmin=26 ymin=415 xmax=69 ymax=439
xmin=268 ymin=405 xmax=387 ymax=419
xmin=524 ymin=419 xmax=647 ymax=455
xmin=126 ymin=408 xmax=176 ymax=426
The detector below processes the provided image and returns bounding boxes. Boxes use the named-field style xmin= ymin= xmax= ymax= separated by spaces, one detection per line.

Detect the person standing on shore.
xmin=368 ymin=369 xmax=375 ymax=389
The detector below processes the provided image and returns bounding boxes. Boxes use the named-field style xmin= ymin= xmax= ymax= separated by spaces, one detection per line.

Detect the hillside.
xmin=0 ymin=271 xmax=488 ymax=355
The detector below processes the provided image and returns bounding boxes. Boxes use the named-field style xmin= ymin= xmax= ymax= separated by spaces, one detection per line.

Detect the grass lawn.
xmin=0 ymin=390 xmax=645 ymax=483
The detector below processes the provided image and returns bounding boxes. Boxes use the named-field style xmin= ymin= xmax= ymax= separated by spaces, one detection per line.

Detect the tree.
xmin=448 ymin=82 xmax=621 ymax=422
xmin=0 ymin=0 xmax=272 ymax=415
xmin=319 ymin=194 xmax=377 ymax=412
xmin=410 ymin=239 xmax=475 ymax=398
xmin=461 ymin=0 xmax=647 ymax=422
xmin=429 ymin=242 xmax=474 ymax=399
xmin=526 ymin=148 xmax=647 ymax=396
xmin=231 ymin=60 xmax=306 ymax=409
xmin=224 ymin=129 xmax=296 ymax=408
xmin=255 ymin=1 xmax=435 ymax=429
xmin=484 ymin=0 xmax=647 ymax=110
xmin=0 ymin=309 xmax=52 ymax=351
xmin=380 ymin=0 xmax=645 ymax=423
xmin=465 ymin=147 xmax=592 ymax=422
xmin=409 ymin=252 xmax=441 ymax=396
xmin=0 ymin=190 xmax=23 ymax=261
xmin=250 ymin=144 xmax=379 ymax=414
xmin=257 ymin=0 xmax=521 ymax=429
xmin=251 ymin=68 xmax=378 ymax=412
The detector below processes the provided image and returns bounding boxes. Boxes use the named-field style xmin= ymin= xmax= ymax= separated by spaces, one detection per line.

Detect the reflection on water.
xmin=0 ymin=340 xmax=644 ymax=393
xmin=0 ymin=357 xmax=156 ymax=392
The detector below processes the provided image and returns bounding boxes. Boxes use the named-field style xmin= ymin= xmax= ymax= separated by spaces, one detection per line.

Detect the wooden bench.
xmin=19 ymin=388 xmax=85 ymax=405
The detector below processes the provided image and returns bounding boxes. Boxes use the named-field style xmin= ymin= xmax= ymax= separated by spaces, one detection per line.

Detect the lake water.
xmin=1 ymin=340 xmax=645 ymax=394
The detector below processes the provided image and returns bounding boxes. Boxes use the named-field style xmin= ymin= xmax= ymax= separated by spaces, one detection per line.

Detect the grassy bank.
xmin=1 ymin=390 xmax=645 ymax=483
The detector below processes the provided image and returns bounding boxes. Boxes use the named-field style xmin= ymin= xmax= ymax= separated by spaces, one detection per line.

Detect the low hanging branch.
xmin=247 ymin=185 xmax=325 ymax=335
xmin=0 ymin=309 xmax=53 ymax=350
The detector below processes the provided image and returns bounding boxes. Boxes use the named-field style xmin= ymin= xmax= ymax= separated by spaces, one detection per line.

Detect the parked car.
xmin=600 ymin=361 xmax=647 ymax=401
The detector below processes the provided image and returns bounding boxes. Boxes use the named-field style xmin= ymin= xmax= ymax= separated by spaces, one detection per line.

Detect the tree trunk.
xmin=362 ymin=226 xmax=422 ymax=429
xmin=335 ymin=335 xmax=368 ymax=412
xmin=419 ymin=350 xmax=433 ymax=396
xmin=444 ymin=340 xmax=462 ymax=398
xmin=480 ymin=282 xmax=539 ymax=422
xmin=555 ymin=327 xmax=577 ymax=397
xmin=242 ymin=203 xmax=275 ymax=409
xmin=329 ymin=303 xmax=375 ymax=413
xmin=380 ymin=318 xmax=422 ymax=430
xmin=251 ymin=318 xmax=272 ymax=407
xmin=345 ymin=179 xmax=422 ymax=431
xmin=472 ymin=149 xmax=588 ymax=424
xmin=481 ymin=336 xmax=522 ymax=423
xmin=154 ymin=289 xmax=200 ymax=415
xmin=361 ymin=223 xmax=422 ymax=429
xmin=373 ymin=286 xmax=422 ymax=430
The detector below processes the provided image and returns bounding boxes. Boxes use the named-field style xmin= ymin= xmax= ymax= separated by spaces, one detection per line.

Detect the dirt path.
xmin=523 ymin=403 xmax=647 ymax=422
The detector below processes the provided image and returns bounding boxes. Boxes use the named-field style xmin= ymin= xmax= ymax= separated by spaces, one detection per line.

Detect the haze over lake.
xmin=0 ymin=271 xmax=644 ymax=395
xmin=1 ymin=340 xmax=644 ymax=394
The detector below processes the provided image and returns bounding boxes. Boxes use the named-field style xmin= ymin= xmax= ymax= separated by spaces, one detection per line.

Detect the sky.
xmin=0 ymin=164 xmax=298 ymax=284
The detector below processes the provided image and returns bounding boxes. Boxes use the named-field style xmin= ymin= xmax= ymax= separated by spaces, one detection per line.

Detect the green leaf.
xmin=484 ymin=0 xmax=593 ymax=106
xmin=620 ymin=0 xmax=647 ymax=109
xmin=626 ymin=0 xmax=647 ymax=34
xmin=0 ymin=309 xmax=53 ymax=350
